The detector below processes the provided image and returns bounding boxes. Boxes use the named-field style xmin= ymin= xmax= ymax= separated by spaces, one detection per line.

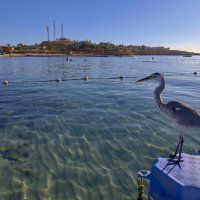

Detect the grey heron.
xmin=136 ymin=73 xmax=200 ymax=166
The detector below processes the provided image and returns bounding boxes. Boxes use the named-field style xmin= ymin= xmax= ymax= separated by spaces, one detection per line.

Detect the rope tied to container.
xmin=137 ymin=178 xmax=145 ymax=200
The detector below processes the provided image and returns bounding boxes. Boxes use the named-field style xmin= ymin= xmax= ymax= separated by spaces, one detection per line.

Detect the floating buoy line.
xmin=0 ymin=73 xmax=197 ymax=86
xmin=0 ymin=76 xmax=138 ymax=86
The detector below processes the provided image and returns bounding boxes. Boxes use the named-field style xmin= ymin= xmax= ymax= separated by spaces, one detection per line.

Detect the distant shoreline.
xmin=0 ymin=53 xmax=199 ymax=58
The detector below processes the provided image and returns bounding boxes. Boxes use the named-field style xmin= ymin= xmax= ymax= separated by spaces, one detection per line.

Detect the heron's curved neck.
xmin=154 ymin=76 xmax=165 ymax=111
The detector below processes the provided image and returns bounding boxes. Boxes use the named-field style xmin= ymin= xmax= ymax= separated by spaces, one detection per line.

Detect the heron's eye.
xmin=172 ymin=108 xmax=176 ymax=111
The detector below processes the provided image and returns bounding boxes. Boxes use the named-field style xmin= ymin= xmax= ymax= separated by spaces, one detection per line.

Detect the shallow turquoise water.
xmin=0 ymin=55 xmax=200 ymax=199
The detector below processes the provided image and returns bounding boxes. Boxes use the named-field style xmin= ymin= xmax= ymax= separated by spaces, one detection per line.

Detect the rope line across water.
xmin=1 ymin=76 xmax=138 ymax=85
xmin=0 ymin=74 xmax=192 ymax=85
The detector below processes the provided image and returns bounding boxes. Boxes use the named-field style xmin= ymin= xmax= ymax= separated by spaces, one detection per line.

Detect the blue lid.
xmin=154 ymin=153 xmax=200 ymax=187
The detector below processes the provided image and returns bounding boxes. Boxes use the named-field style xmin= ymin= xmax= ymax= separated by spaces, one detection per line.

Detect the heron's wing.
xmin=167 ymin=101 xmax=199 ymax=114
xmin=166 ymin=101 xmax=200 ymax=127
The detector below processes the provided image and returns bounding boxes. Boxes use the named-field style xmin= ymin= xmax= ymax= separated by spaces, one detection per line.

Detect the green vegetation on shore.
xmin=7 ymin=40 xmax=198 ymax=56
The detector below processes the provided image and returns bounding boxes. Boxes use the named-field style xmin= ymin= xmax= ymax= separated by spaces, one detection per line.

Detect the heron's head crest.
xmin=150 ymin=73 xmax=162 ymax=79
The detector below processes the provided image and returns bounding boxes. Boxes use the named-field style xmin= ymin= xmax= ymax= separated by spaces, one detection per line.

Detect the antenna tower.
xmin=61 ymin=23 xmax=64 ymax=38
xmin=53 ymin=20 xmax=56 ymax=41
xmin=46 ymin=26 xmax=49 ymax=41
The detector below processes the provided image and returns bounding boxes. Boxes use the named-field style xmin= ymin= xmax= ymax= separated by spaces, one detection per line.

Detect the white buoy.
xmin=82 ymin=76 xmax=89 ymax=81
xmin=56 ymin=78 xmax=61 ymax=82
xmin=2 ymin=80 xmax=9 ymax=85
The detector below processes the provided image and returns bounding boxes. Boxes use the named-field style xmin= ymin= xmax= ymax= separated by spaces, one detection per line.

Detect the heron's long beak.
xmin=136 ymin=75 xmax=152 ymax=83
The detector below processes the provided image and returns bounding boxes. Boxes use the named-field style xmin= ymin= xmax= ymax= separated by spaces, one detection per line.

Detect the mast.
xmin=46 ymin=26 xmax=49 ymax=41
xmin=61 ymin=23 xmax=64 ymax=38
xmin=53 ymin=20 xmax=56 ymax=41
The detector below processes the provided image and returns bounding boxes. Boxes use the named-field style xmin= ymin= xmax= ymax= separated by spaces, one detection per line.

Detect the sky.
xmin=1 ymin=0 xmax=200 ymax=52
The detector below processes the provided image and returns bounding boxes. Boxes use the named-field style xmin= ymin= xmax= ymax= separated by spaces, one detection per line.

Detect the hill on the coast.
xmin=14 ymin=39 xmax=197 ymax=56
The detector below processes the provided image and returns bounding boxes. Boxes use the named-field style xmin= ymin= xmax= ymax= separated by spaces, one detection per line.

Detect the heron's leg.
xmin=177 ymin=129 xmax=184 ymax=162
xmin=174 ymin=135 xmax=181 ymax=157
xmin=167 ymin=129 xmax=184 ymax=168
xmin=168 ymin=128 xmax=182 ymax=160
xmin=168 ymin=134 xmax=181 ymax=160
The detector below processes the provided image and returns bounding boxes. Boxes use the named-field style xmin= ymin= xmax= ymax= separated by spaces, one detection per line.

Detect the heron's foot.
xmin=162 ymin=152 xmax=178 ymax=160
xmin=168 ymin=153 xmax=179 ymax=160
xmin=167 ymin=158 xmax=184 ymax=169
